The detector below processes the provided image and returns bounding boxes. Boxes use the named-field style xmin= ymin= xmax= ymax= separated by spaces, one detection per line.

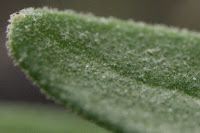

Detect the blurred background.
xmin=1 ymin=0 xmax=200 ymax=132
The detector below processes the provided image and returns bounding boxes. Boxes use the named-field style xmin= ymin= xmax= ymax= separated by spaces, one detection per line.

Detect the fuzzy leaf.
xmin=7 ymin=8 xmax=200 ymax=133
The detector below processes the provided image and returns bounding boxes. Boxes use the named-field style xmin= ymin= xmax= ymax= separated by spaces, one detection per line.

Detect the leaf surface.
xmin=7 ymin=8 xmax=200 ymax=133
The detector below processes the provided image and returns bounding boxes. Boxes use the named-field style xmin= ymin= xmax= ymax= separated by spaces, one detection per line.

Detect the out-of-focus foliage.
xmin=0 ymin=103 xmax=110 ymax=133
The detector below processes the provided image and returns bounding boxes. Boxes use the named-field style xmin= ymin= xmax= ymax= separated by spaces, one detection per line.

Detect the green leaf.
xmin=7 ymin=8 xmax=200 ymax=133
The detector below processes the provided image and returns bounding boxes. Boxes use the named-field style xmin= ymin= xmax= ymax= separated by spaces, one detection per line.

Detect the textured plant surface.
xmin=7 ymin=8 xmax=200 ymax=133
xmin=0 ymin=103 xmax=110 ymax=133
